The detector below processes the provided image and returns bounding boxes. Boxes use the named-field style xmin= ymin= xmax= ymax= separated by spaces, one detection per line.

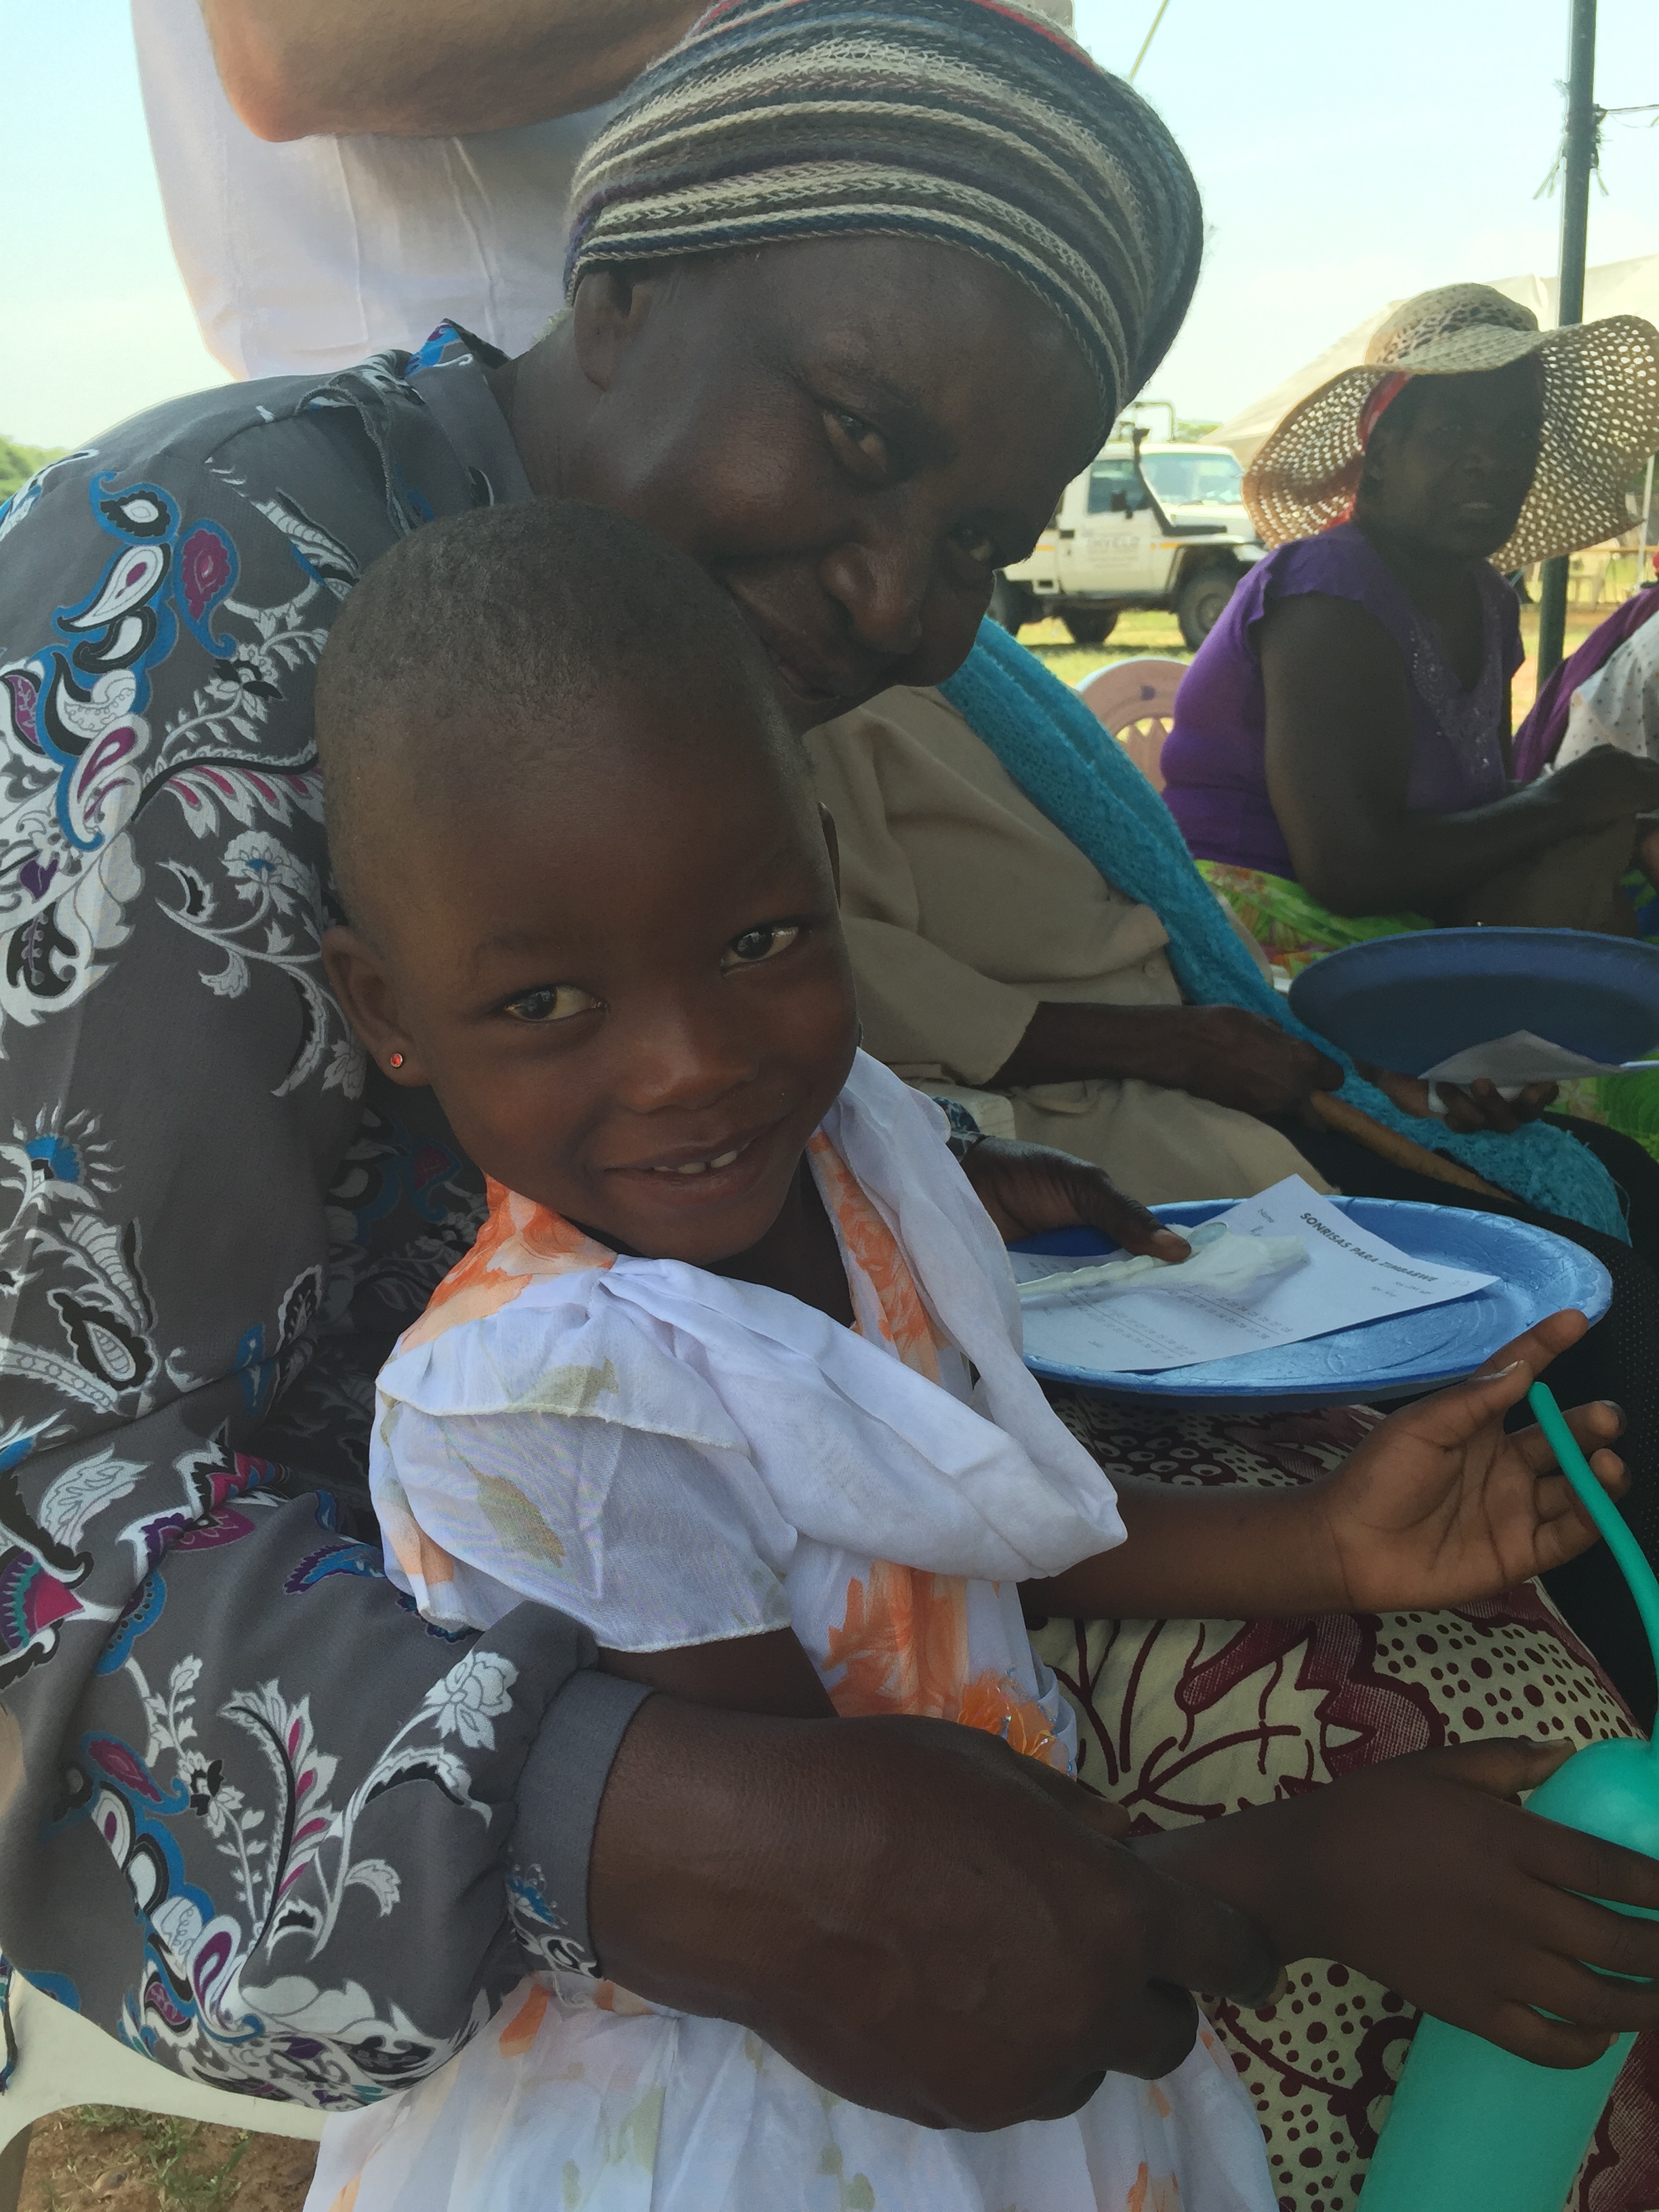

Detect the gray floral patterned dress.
xmin=0 ymin=325 xmax=648 ymax=2111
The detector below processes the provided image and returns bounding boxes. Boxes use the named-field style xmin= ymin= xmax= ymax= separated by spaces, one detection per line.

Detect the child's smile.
xmin=324 ymin=671 xmax=861 ymax=1283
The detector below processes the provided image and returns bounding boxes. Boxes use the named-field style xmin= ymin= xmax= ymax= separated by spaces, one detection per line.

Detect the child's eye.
xmin=501 ymin=983 xmax=602 ymax=1023
xmin=722 ymin=924 xmax=801 ymax=970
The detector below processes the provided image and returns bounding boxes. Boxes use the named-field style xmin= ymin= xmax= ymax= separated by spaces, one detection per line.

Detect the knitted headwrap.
xmin=563 ymin=0 xmax=1203 ymax=435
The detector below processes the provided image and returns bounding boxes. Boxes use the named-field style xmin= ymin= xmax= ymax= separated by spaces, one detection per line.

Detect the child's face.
xmin=323 ymin=682 xmax=860 ymax=1267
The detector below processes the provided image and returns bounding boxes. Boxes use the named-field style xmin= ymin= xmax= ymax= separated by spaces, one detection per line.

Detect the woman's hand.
xmin=591 ymin=1702 xmax=1277 ymax=2125
xmin=1547 ymin=746 xmax=1659 ymax=832
xmin=957 ymin=1134 xmax=1191 ymax=1261
xmin=1135 ymin=1739 xmax=1659 ymax=2067
xmin=1305 ymin=1310 xmax=1624 ymax=1613
xmin=1159 ymin=1006 xmax=1345 ymax=1118
xmin=1364 ymin=1061 xmax=1559 ymax=1134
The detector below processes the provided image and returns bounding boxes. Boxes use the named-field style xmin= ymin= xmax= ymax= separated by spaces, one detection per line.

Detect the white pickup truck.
xmin=993 ymin=434 xmax=1266 ymax=649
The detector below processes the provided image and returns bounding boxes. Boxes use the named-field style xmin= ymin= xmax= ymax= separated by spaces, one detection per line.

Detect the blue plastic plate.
xmin=1286 ymin=927 xmax=1659 ymax=1073
xmin=1013 ymin=1198 xmax=1610 ymax=1410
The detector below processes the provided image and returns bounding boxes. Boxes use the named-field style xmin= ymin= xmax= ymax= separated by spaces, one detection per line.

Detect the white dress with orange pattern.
xmin=305 ymin=1052 xmax=1275 ymax=2212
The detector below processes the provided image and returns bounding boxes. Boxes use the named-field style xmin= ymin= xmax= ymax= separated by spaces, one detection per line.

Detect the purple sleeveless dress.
xmin=1160 ymin=522 xmax=1523 ymax=878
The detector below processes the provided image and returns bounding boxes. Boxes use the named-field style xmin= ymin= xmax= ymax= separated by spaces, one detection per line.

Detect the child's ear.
xmin=321 ymin=926 xmax=428 ymax=1085
xmin=819 ymin=803 xmax=842 ymax=901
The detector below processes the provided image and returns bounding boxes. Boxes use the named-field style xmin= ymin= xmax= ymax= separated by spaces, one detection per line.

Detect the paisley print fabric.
xmin=0 ymin=327 xmax=649 ymax=2109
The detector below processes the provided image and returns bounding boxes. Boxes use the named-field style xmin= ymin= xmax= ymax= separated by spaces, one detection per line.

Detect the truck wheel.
xmin=1063 ymin=609 xmax=1118 ymax=646
xmin=1176 ymin=567 xmax=1240 ymax=649
xmin=989 ymin=576 xmax=1033 ymax=633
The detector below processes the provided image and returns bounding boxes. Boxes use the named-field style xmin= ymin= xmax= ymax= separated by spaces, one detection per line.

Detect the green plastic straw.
xmin=1528 ymin=1379 xmax=1659 ymax=1696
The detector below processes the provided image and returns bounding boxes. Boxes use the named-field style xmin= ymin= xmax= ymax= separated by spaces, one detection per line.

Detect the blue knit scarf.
xmin=940 ymin=621 xmax=1628 ymax=1242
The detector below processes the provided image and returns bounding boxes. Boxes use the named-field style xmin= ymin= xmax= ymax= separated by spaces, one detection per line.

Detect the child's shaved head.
xmin=315 ymin=500 xmax=798 ymax=939
xmin=316 ymin=495 xmax=857 ymax=1266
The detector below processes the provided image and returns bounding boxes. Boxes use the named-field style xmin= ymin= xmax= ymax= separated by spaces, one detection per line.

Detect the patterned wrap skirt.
xmin=1039 ymin=1391 xmax=1659 ymax=2212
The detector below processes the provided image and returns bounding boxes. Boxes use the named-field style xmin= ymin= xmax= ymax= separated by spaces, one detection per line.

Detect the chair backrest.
xmin=0 ymin=1969 xmax=326 ymax=2159
xmin=1074 ymin=657 xmax=1187 ymax=791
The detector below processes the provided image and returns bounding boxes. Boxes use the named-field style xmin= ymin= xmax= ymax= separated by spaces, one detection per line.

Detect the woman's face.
xmin=1357 ymin=359 xmax=1544 ymax=562
xmin=559 ymin=236 xmax=1105 ymax=731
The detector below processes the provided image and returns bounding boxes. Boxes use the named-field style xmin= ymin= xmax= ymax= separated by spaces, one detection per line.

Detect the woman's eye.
xmin=502 ymin=983 xmax=602 ymax=1023
xmin=722 ymin=924 xmax=801 ymax=970
xmin=824 ymin=409 xmax=889 ymax=480
xmin=949 ymin=519 xmax=1000 ymax=570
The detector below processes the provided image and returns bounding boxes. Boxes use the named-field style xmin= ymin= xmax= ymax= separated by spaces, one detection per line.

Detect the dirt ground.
xmin=18 ymin=2110 xmax=315 ymax=2212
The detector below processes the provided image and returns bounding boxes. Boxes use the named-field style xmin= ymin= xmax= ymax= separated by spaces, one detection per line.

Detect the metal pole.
xmin=1635 ymin=451 xmax=1656 ymax=594
xmin=1128 ymin=0 xmax=1170 ymax=81
xmin=1535 ymin=0 xmax=1597 ymax=680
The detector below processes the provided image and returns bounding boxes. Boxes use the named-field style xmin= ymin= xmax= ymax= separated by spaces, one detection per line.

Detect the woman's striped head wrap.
xmin=564 ymin=0 xmax=1203 ymax=436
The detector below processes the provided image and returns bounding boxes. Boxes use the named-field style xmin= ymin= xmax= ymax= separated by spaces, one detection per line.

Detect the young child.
xmin=306 ymin=502 xmax=1629 ymax=2212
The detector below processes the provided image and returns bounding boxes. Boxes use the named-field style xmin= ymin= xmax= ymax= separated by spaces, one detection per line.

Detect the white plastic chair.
xmin=1074 ymin=656 xmax=1187 ymax=790
xmin=0 ymin=1970 xmax=323 ymax=2201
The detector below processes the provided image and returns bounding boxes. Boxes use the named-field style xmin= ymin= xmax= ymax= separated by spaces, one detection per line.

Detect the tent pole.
xmin=1636 ymin=451 xmax=1656 ymax=596
xmin=1535 ymin=0 xmax=1598 ymax=681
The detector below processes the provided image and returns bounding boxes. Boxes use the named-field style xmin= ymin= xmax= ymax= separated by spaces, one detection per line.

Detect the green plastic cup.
xmin=1358 ymin=1382 xmax=1659 ymax=2211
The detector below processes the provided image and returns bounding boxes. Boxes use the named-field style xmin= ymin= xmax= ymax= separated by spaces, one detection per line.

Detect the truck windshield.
xmin=1086 ymin=459 xmax=1148 ymax=514
xmin=1141 ymin=452 xmax=1244 ymax=508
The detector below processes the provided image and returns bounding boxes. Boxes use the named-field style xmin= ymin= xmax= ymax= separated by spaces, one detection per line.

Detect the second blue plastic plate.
xmin=1286 ymin=927 xmax=1659 ymax=1073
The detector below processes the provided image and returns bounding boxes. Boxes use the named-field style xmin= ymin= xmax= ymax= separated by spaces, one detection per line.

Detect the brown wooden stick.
xmin=1309 ymin=1089 xmax=1517 ymax=1207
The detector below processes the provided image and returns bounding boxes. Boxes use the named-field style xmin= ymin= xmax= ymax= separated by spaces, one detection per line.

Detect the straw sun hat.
xmin=1243 ymin=283 xmax=1659 ymax=568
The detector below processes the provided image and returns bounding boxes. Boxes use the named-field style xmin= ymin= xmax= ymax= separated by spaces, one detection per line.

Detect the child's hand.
xmin=958 ymin=1135 xmax=1192 ymax=1263
xmin=1135 ymin=1740 xmax=1659 ymax=2067
xmin=1303 ymin=1309 xmax=1626 ymax=1613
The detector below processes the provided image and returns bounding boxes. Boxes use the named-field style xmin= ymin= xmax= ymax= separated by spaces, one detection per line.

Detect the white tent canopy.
xmin=1209 ymin=253 xmax=1659 ymax=468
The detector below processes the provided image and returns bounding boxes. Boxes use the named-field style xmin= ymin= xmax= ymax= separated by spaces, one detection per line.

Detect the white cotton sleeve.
xmin=371 ymin=1399 xmax=798 ymax=1649
xmin=369 ymin=1279 xmax=804 ymax=1647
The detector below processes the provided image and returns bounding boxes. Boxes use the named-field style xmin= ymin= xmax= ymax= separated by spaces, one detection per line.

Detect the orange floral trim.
xmin=497 ymin=1983 xmax=548 ymax=2057
xmin=811 ymin=1153 xmax=1071 ymax=1777
xmin=825 ymin=1561 xmax=1065 ymax=1769
xmin=401 ymin=1180 xmax=616 ymax=1351
xmin=807 ymin=1132 xmax=942 ymax=1380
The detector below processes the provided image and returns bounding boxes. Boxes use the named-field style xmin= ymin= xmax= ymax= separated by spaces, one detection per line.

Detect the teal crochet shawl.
xmin=939 ymin=621 xmax=1629 ymax=1242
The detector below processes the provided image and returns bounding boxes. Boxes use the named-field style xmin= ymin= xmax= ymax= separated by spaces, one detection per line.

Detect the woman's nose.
xmin=819 ymin=533 xmax=929 ymax=657
xmin=1462 ymin=428 xmax=1534 ymax=482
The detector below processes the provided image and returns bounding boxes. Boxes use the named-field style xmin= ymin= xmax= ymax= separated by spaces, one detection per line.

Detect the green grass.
xmin=1010 ymin=607 xmax=1194 ymax=691
xmin=73 ymin=2111 xmax=249 ymax=2210
xmin=1014 ymin=594 xmax=1643 ymax=718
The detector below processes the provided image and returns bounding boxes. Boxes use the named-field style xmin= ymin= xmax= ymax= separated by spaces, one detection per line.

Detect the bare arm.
xmin=1023 ymin=1317 xmax=1624 ymax=1626
xmin=1261 ymin=593 xmax=1659 ymax=916
xmin=200 ymin=0 xmax=704 ymax=140
xmin=1024 ymin=1477 xmax=1327 ymax=1622
xmin=992 ymin=1000 xmax=1341 ymax=1116
xmin=602 ymin=1629 xmax=836 ymax=1719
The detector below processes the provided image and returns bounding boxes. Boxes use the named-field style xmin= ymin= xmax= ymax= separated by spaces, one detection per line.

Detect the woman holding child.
xmin=2 ymin=4 xmax=1658 ymax=2207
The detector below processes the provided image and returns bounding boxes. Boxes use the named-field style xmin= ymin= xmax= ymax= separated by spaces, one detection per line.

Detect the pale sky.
xmin=3 ymin=1 xmax=1657 ymax=449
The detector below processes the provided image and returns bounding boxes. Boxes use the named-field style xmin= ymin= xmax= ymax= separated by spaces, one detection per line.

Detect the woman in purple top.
xmin=1162 ymin=285 xmax=1659 ymax=954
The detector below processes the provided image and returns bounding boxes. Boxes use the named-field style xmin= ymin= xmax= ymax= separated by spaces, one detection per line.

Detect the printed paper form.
xmin=1009 ymin=1176 xmax=1496 ymax=1374
xmin=1421 ymin=1029 xmax=1658 ymax=1085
